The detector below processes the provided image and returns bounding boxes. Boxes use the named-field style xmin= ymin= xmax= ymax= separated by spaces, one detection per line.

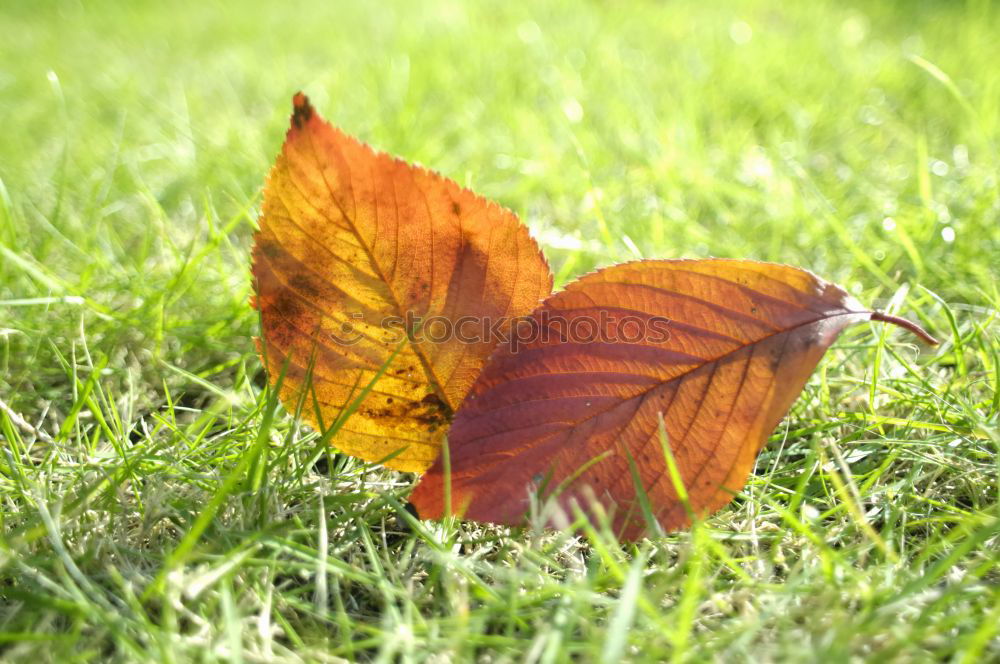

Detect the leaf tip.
xmin=291 ymin=91 xmax=314 ymax=129
xmin=870 ymin=311 xmax=939 ymax=346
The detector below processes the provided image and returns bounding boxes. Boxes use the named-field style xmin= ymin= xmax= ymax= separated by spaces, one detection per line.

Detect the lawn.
xmin=1 ymin=0 xmax=998 ymax=661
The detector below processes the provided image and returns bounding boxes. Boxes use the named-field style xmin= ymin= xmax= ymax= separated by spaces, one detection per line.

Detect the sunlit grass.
xmin=1 ymin=0 xmax=998 ymax=661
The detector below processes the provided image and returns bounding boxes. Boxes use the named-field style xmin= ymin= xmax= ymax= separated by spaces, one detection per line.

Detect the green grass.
xmin=1 ymin=0 xmax=998 ymax=661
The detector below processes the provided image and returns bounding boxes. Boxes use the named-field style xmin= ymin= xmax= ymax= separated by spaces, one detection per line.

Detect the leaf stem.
xmin=870 ymin=311 xmax=939 ymax=345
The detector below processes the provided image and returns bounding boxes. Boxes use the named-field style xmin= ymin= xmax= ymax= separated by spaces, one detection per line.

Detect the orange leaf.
xmin=408 ymin=259 xmax=936 ymax=539
xmin=252 ymin=94 xmax=552 ymax=472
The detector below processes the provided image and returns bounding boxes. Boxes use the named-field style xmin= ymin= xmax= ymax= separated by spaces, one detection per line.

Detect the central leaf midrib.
xmin=457 ymin=308 xmax=867 ymax=483
xmin=302 ymin=128 xmax=454 ymax=411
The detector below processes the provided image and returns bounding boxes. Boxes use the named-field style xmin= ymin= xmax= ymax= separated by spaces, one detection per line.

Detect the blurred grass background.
xmin=1 ymin=0 xmax=998 ymax=661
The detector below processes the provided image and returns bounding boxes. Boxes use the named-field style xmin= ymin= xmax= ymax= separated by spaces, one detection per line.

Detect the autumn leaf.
xmin=408 ymin=259 xmax=937 ymax=539
xmin=251 ymin=94 xmax=552 ymax=472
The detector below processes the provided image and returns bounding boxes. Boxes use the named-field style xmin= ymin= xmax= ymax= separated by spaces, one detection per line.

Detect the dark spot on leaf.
xmin=412 ymin=392 xmax=454 ymax=426
xmin=289 ymin=273 xmax=315 ymax=294
xmin=420 ymin=392 xmax=443 ymax=407
xmin=292 ymin=92 xmax=313 ymax=129
xmin=259 ymin=242 xmax=282 ymax=259
xmin=768 ymin=347 xmax=783 ymax=372
xmin=272 ymin=292 xmax=301 ymax=319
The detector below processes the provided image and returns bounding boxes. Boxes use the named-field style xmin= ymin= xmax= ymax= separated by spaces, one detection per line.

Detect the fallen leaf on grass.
xmin=408 ymin=259 xmax=937 ymax=540
xmin=251 ymin=94 xmax=552 ymax=471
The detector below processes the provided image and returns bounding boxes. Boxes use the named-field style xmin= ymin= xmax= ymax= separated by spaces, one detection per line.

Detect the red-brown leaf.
xmin=408 ymin=259 xmax=936 ymax=539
